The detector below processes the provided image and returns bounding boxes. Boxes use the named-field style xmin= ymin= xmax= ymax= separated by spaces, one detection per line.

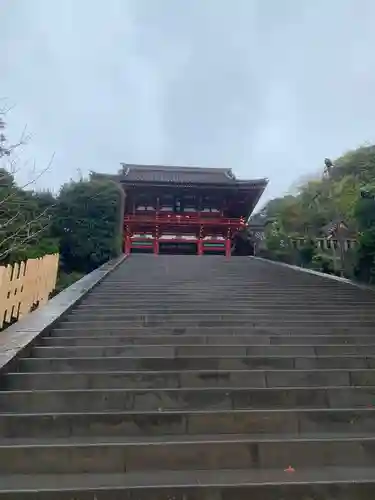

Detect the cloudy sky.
xmin=2 ymin=0 xmax=375 ymax=205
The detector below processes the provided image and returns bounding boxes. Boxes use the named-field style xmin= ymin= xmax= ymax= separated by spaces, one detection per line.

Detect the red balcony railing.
xmin=124 ymin=213 xmax=246 ymax=227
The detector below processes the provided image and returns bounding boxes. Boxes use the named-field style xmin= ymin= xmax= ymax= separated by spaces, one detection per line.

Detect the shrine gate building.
xmin=102 ymin=164 xmax=267 ymax=256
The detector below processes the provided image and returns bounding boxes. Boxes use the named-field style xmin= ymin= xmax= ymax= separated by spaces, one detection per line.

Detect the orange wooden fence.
xmin=0 ymin=254 xmax=59 ymax=329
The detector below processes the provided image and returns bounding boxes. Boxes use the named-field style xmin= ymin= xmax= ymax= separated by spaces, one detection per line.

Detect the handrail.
xmin=124 ymin=213 xmax=245 ymax=225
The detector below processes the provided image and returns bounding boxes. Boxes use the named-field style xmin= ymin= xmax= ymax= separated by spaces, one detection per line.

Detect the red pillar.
xmin=154 ymin=238 xmax=159 ymax=255
xmin=198 ymin=225 xmax=204 ymax=256
xmin=225 ymin=238 xmax=231 ymax=258
xmin=197 ymin=239 xmax=203 ymax=256
xmin=125 ymin=236 xmax=131 ymax=255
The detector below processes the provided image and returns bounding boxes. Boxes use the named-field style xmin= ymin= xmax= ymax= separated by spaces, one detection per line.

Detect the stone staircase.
xmin=1 ymin=255 xmax=375 ymax=498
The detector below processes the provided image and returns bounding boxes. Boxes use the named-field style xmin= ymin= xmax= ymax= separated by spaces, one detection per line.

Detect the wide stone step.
xmin=81 ymin=297 xmax=368 ymax=306
xmin=93 ymin=289 xmax=363 ymax=293
xmin=77 ymin=301 xmax=375 ymax=309
xmin=26 ymin=344 xmax=375 ymax=358
xmin=90 ymin=283 xmax=363 ymax=290
xmin=53 ymin=324 xmax=375 ymax=335
xmin=58 ymin=318 xmax=375 ymax=328
xmin=1 ymin=386 xmax=374 ymax=412
xmin=89 ymin=288 xmax=370 ymax=294
xmin=76 ymin=309 xmax=373 ymax=320
xmin=2 ymin=408 xmax=375 ymax=439
xmin=80 ymin=300 xmax=375 ymax=310
xmin=1 ymin=467 xmax=375 ymax=499
xmin=96 ymin=282 xmax=362 ymax=287
xmin=69 ymin=308 xmax=375 ymax=318
xmin=5 ymin=368 xmax=372 ymax=390
xmin=1 ymin=434 xmax=375 ymax=474
xmin=65 ymin=315 xmax=375 ymax=325
xmin=40 ymin=334 xmax=375 ymax=346
xmin=95 ymin=283 xmax=357 ymax=286
xmin=14 ymin=354 xmax=373 ymax=372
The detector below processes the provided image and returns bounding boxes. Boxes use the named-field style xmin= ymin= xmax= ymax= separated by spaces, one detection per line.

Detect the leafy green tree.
xmin=56 ymin=178 xmax=125 ymax=273
xmin=263 ymin=221 xmax=296 ymax=263
xmin=0 ymin=170 xmax=58 ymax=264
xmin=354 ymin=185 xmax=375 ymax=282
xmin=332 ymin=145 xmax=375 ymax=185
xmin=259 ymin=145 xmax=375 ymax=278
xmin=297 ymin=239 xmax=316 ymax=267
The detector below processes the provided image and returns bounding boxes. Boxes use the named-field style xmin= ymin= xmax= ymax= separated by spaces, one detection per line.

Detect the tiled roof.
xmin=120 ymin=164 xmax=237 ymax=184
xmin=322 ymin=219 xmax=355 ymax=237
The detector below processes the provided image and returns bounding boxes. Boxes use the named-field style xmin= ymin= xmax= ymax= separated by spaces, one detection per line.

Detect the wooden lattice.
xmin=0 ymin=253 xmax=59 ymax=329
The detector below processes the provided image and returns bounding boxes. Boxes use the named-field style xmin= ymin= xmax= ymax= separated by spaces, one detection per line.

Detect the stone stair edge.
xmin=1 ymin=384 xmax=374 ymax=394
xmin=251 ymin=256 xmax=375 ymax=294
xmin=1 ymin=467 xmax=375 ymax=492
xmin=0 ymin=406 xmax=372 ymax=416
xmin=0 ymin=255 xmax=128 ymax=374
xmin=7 ymin=368 xmax=375 ymax=374
xmin=2 ymin=431 xmax=375 ymax=447
xmin=16 ymin=354 xmax=375 ymax=359
xmin=29 ymin=343 xmax=375 ymax=347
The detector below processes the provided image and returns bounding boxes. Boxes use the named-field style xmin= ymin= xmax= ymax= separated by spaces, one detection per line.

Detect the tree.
xmin=353 ymin=184 xmax=375 ymax=282
xmin=0 ymin=106 xmax=57 ymax=264
xmin=56 ymin=178 xmax=125 ymax=273
xmin=258 ymin=146 xmax=375 ymax=275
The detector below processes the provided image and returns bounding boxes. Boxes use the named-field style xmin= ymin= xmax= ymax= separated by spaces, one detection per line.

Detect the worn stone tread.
xmin=2 ymin=384 xmax=375 ymax=394
xmin=5 ymin=368 xmax=375 ymax=390
xmin=1 ymin=406 xmax=374 ymax=416
xmin=2 ymin=431 xmax=375 ymax=447
xmin=1 ymin=467 xmax=375 ymax=491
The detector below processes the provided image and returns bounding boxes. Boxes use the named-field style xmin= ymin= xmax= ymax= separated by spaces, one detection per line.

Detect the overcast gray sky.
xmin=2 ymin=0 xmax=375 ymax=205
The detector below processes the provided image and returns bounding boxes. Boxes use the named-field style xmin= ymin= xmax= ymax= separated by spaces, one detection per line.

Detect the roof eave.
xmin=118 ymin=178 xmax=268 ymax=189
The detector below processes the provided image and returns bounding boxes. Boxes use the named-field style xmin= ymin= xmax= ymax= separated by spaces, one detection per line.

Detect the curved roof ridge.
xmin=121 ymin=163 xmax=229 ymax=173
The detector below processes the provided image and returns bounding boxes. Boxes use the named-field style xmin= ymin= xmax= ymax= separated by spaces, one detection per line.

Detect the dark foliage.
xmin=55 ymin=178 xmax=125 ymax=273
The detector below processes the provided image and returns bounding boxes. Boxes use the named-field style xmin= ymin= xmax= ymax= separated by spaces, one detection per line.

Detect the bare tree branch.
xmin=0 ymin=153 xmax=55 ymax=207
xmin=0 ymin=223 xmax=51 ymax=260
xmin=0 ymin=205 xmax=52 ymax=250
xmin=0 ymin=102 xmax=56 ymax=264
xmin=0 ymin=210 xmax=21 ymax=230
xmin=0 ymin=109 xmax=29 ymax=160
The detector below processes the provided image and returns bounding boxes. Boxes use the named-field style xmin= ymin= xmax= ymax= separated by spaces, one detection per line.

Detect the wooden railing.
xmin=0 ymin=253 xmax=59 ymax=329
xmin=291 ymin=237 xmax=357 ymax=251
xmin=124 ymin=213 xmax=246 ymax=227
